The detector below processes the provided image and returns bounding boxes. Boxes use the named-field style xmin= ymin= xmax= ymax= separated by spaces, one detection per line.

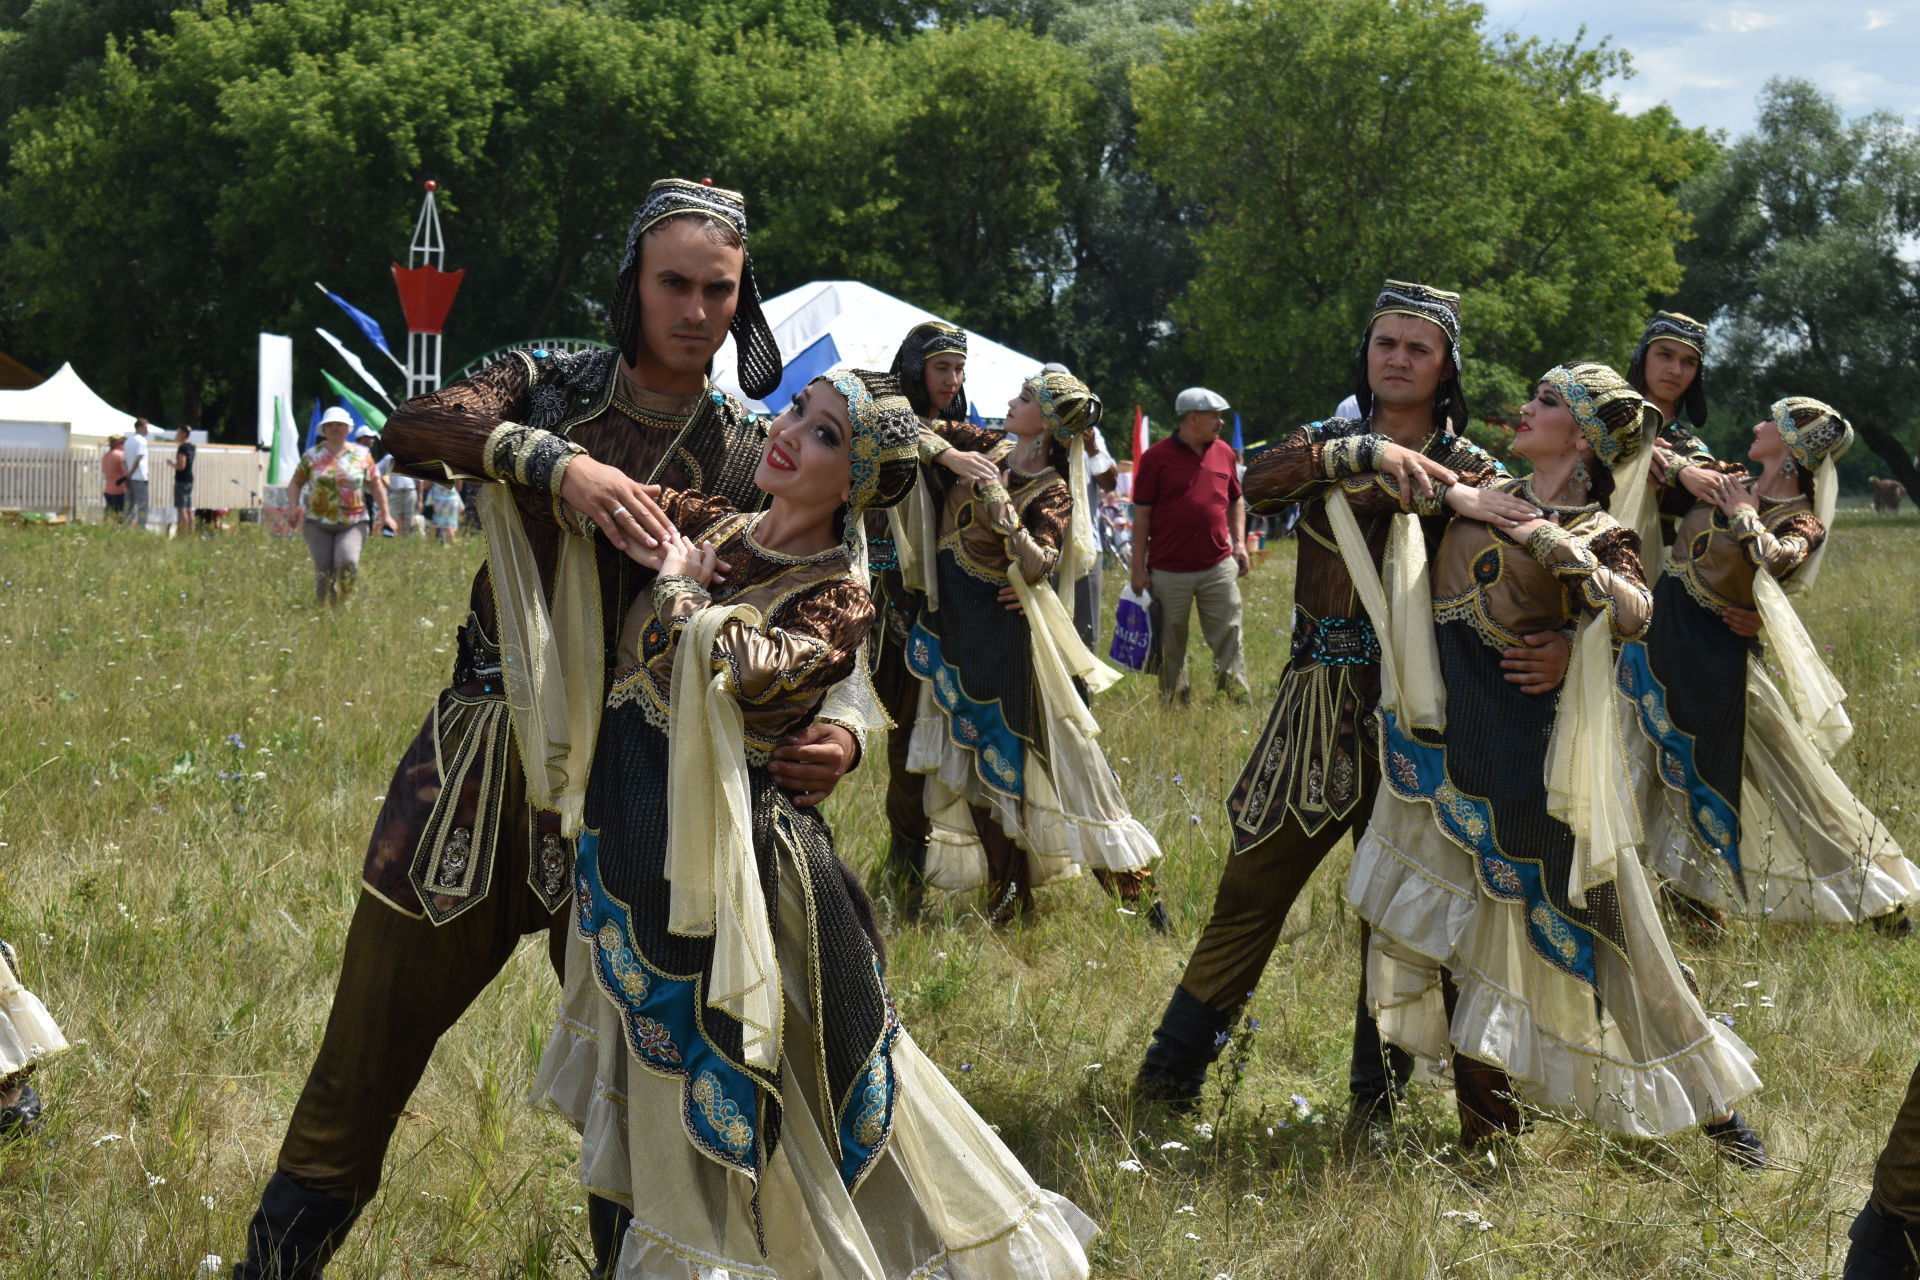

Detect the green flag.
xmin=267 ymin=395 xmax=290 ymax=486
xmin=320 ymin=370 xmax=389 ymax=431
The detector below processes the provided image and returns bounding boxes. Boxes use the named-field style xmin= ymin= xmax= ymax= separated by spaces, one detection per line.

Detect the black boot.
xmin=1847 ymin=1203 xmax=1920 ymax=1279
xmin=231 ymin=1172 xmax=362 ymax=1280
xmin=1135 ymin=987 xmax=1233 ymax=1113
xmin=0 ymin=1081 xmax=43 ymax=1138
xmin=587 ymin=1194 xmax=634 ymax=1280
xmin=1704 ymin=1111 xmax=1768 ymax=1170
xmin=1346 ymin=993 xmax=1413 ymax=1133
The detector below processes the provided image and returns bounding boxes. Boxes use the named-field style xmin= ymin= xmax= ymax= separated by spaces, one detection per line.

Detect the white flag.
xmin=315 ymin=326 xmax=396 ymax=408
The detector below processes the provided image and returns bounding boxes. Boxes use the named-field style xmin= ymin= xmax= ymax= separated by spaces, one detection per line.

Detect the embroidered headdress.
xmin=1352 ymin=278 xmax=1467 ymax=432
xmin=1539 ymin=361 xmax=1655 ymax=467
xmin=814 ymin=367 xmax=921 ymax=514
xmin=608 ymin=178 xmax=784 ymax=400
xmin=890 ymin=321 xmax=969 ymax=421
xmin=1628 ymin=310 xmax=1710 ymax=428
xmin=1025 ymin=369 xmax=1103 ymax=445
xmin=1772 ymin=395 xmax=1853 ymax=472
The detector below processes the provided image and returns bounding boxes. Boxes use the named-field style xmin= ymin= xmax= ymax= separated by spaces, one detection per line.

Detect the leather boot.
xmin=1846 ymin=1203 xmax=1920 ymax=1279
xmin=1135 ymin=986 xmax=1233 ymax=1112
xmin=231 ymin=1172 xmax=362 ymax=1280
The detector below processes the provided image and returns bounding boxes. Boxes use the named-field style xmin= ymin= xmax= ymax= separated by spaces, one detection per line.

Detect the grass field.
xmin=2 ymin=507 xmax=1919 ymax=1279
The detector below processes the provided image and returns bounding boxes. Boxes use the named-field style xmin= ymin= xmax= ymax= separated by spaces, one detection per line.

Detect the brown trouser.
xmin=1178 ymin=770 xmax=1515 ymax=1135
xmin=874 ymin=620 xmax=930 ymax=850
xmin=276 ymin=872 xmax=565 ymax=1203
xmin=1873 ymin=1058 xmax=1920 ymax=1225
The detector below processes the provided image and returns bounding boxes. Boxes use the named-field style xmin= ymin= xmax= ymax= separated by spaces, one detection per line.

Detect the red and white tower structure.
xmin=392 ymin=181 xmax=465 ymax=398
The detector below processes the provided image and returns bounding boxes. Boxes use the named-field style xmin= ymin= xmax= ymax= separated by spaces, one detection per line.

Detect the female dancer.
xmin=1620 ymin=397 xmax=1918 ymax=927
xmin=533 ymin=368 xmax=1096 ymax=1279
xmin=0 ymin=940 xmax=65 ymax=1137
xmin=905 ymin=370 xmax=1163 ymax=924
xmin=1346 ymin=362 xmax=1765 ymax=1161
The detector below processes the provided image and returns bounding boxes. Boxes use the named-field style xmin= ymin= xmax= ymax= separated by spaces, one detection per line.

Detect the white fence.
xmin=0 ymin=444 xmax=267 ymax=522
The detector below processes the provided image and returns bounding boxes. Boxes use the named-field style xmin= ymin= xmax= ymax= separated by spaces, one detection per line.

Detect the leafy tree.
xmin=1132 ymin=0 xmax=1708 ymax=430
xmin=1672 ymin=79 xmax=1920 ymax=498
xmin=2 ymin=0 xmax=739 ymax=433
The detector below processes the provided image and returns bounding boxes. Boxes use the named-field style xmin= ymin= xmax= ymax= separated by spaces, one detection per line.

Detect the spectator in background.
xmin=288 ymin=406 xmax=394 ymax=604
xmin=171 ymin=425 xmax=197 ymax=536
xmin=1128 ymin=386 xmax=1251 ymax=704
xmin=123 ymin=417 xmax=151 ymax=528
xmin=101 ymin=434 xmax=128 ymax=521
xmin=424 ymin=479 xmax=462 ymax=545
xmin=377 ymin=450 xmax=419 ymax=535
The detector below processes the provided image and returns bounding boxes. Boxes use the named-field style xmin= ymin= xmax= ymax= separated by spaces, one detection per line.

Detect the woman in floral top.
xmin=288 ymin=406 xmax=394 ymax=604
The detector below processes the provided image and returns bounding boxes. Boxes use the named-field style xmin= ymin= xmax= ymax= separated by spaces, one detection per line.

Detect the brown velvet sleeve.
xmin=1009 ymin=476 xmax=1072 ymax=582
xmin=1529 ymin=520 xmax=1651 ymax=640
xmin=1734 ymin=508 xmax=1826 ymax=580
xmin=927 ymin=419 xmax=1007 ymax=455
xmin=1339 ymin=447 xmax=1510 ymax=518
xmin=717 ymin=578 xmax=876 ymax=707
xmin=382 ymin=353 xmax=535 ymax=482
xmin=657 ymin=487 xmax=744 ymax=540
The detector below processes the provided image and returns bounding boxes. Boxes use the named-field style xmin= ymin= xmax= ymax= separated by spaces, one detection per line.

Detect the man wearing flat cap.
xmin=1128 ymin=385 xmax=1251 ymax=704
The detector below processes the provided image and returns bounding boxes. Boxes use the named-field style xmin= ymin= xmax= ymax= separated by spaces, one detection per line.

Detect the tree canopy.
xmin=5 ymin=0 xmax=1906 ymax=480
xmin=1673 ymin=79 xmax=1920 ymax=497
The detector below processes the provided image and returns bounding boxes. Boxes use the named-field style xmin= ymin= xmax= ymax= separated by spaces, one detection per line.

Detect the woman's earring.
xmin=1571 ymin=457 xmax=1590 ymax=494
xmin=1780 ymin=455 xmax=1798 ymax=480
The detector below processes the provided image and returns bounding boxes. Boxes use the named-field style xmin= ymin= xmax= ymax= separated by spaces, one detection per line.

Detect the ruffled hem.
xmin=1444 ymin=966 xmax=1760 ymax=1137
xmin=533 ymin=1012 xmax=1096 ymax=1280
xmin=601 ymin=1188 xmax=1096 ymax=1280
xmin=1347 ymin=804 xmax=1762 ymax=1136
xmin=1643 ymin=799 xmax=1920 ymax=925
xmin=0 ymin=983 xmax=69 ymax=1077
xmin=911 ymin=716 xmax=1156 ymax=888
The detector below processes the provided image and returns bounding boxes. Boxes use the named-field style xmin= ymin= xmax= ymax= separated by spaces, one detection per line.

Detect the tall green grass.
xmin=1 ymin=509 xmax=1916 ymax=1278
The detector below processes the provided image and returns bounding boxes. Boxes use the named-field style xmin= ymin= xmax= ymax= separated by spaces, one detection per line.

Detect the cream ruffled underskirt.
xmin=1638 ymin=658 xmax=1920 ymax=923
xmin=905 ymin=681 xmax=1160 ymax=892
xmin=532 ymin=855 xmax=1096 ymax=1279
xmin=1347 ymin=789 xmax=1761 ymax=1137
xmin=0 ymin=952 xmax=67 ymax=1078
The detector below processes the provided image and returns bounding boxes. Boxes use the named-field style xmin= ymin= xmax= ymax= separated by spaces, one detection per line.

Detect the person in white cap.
xmin=286 ymin=406 xmax=394 ymax=604
xmin=1127 ymin=385 xmax=1250 ymax=704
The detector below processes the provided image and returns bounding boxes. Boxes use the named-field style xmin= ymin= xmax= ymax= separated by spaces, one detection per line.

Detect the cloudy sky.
xmin=1477 ymin=0 xmax=1920 ymax=137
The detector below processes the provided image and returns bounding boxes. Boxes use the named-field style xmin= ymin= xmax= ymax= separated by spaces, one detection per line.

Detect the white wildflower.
xmin=1115 ymin=1158 xmax=1144 ymax=1173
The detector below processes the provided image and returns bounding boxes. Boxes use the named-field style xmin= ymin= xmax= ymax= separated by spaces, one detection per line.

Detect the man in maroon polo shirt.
xmin=1128 ymin=386 xmax=1250 ymax=704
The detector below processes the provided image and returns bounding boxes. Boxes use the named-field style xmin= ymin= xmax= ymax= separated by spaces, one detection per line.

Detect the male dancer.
xmin=1134 ymin=281 xmax=1565 ymax=1125
xmin=232 ymin=180 xmax=864 ymax=1279
xmin=871 ymin=320 xmax=969 ymax=915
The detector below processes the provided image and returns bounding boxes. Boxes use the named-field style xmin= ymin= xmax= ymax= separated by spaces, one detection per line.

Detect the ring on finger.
xmin=610 ymin=504 xmax=628 ymax=519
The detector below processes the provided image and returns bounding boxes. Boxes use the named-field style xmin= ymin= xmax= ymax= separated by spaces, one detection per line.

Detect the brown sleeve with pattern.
xmin=382 ymin=354 xmax=533 ymax=482
xmin=1243 ymin=425 xmax=1335 ymax=512
xmin=927 ymin=419 xmax=1008 ymax=455
xmin=1735 ymin=509 xmax=1826 ymax=580
xmin=658 ymin=488 xmax=744 ymax=540
xmin=722 ymin=579 xmax=877 ymax=706
xmin=1010 ymin=477 xmax=1072 ymax=582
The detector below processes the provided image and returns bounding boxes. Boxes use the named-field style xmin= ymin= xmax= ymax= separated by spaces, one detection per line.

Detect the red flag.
xmin=391 ymin=264 xmax=466 ymax=335
xmin=1132 ymin=404 xmax=1148 ymax=464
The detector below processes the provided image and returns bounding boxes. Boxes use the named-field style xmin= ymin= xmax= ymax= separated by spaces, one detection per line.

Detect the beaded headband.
xmin=1370 ymin=279 xmax=1463 ymax=375
xmin=1540 ymin=362 xmax=1650 ymax=467
xmin=817 ymin=367 xmax=919 ymax=512
xmin=1771 ymin=396 xmax=1853 ymax=470
xmin=1635 ymin=311 xmax=1708 ymax=359
xmin=619 ymin=179 xmax=748 ymax=273
xmin=1025 ymin=370 xmax=1101 ymax=444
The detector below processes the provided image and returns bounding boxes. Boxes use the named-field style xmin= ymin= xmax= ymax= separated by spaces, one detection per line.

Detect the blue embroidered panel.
xmin=574 ymin=831 xmax=764 ymax=1181
xmin=1617 ymin=641 xmax=1742 ymax=880
xmin=906 ymin=619 xmax=1025 ymax=799
xmin=834 ymin=962 xmax=899 ymax=1191
xmin=1378 ymin=711 xmax=1598 ymax=985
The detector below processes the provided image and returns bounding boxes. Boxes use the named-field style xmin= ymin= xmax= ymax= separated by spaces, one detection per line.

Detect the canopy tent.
xmin=0 ymin=363 xmax=141 ymax=446
xmin=709 ymin=280 xmax=1047 ymax=417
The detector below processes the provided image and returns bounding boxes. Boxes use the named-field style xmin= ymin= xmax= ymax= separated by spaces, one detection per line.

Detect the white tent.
xmin=0 ymin=363 xmax=141 ymax=446
xmin=709 ymin=280 xmax=1047 ymax=417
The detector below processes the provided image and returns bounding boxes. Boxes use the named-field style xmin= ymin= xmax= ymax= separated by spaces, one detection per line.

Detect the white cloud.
xmin=1864 ymin=10 xmax=1897 ymax=30
xmin=1705 ymin=7 xmax=1786 ymax=34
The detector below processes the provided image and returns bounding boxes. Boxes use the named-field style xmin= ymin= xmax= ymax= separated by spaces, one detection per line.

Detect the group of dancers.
xmin=3 ymin=177 xmax=1918 ymax=1278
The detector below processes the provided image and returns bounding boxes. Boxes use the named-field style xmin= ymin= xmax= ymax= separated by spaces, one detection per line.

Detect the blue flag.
xmin=762 ymin=331 xmax=841 ymax=414
xmin=1232 ymin=411 xmax=1245 ymax=454
xmin=968 ymin=400 xmax=987 ymax=427
xmin=305 ymin=399 xmax=323 ymax=452
xmin=318 ymin=285 xmax=399 ymax=364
